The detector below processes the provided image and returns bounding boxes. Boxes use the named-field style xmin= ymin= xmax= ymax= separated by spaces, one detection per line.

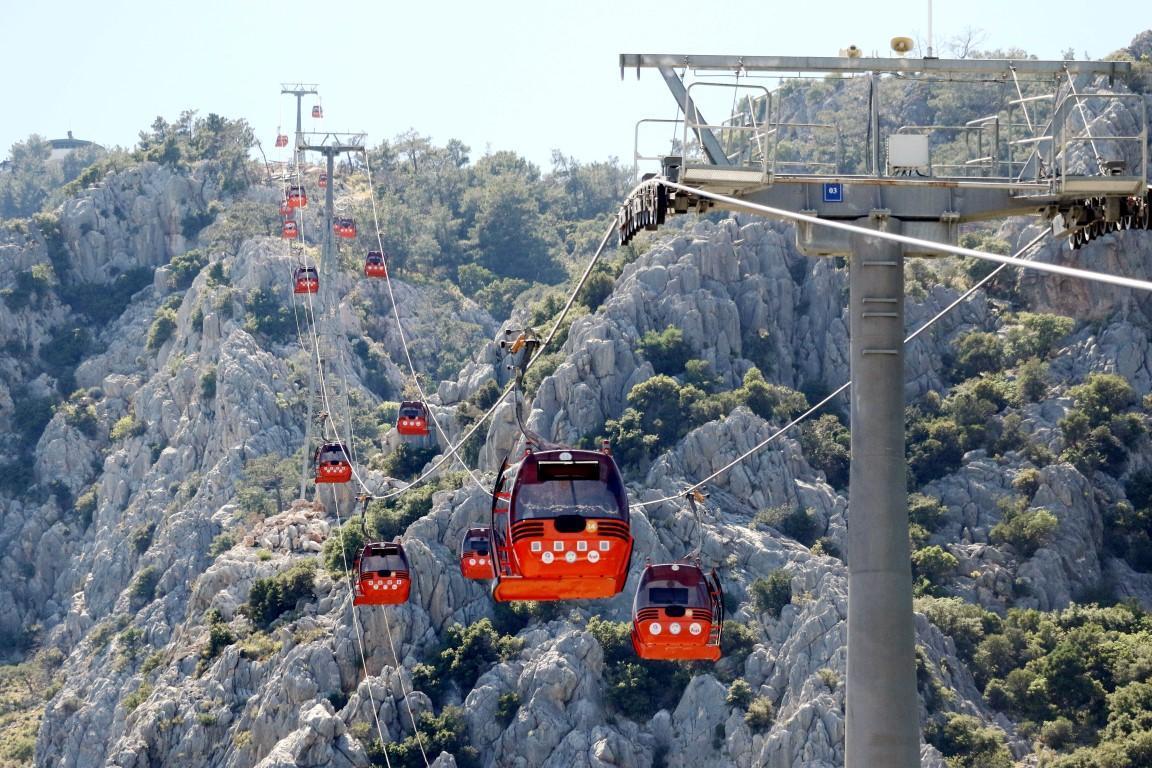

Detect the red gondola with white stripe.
xmin=353 ymin=540 xmax=411 ymax=606
xmin=460 ymin=527 xmax=494 ymax=580
xmin=364 ymin=251 xmax=387 ymax=278
xmin=285 ymin=185 xmax=307 ymax=209
xmin=293 ymin=266 xmax=319 ymax=295
xmin=630 ymin=561 xmax=724 ymax=661
xmin=489 ymin=444 xmax=632 ymax=602
xmin=313 ymin=440 xmax=351 ymax=483
xmin=396 ymin=401 xmax=430 ymax=437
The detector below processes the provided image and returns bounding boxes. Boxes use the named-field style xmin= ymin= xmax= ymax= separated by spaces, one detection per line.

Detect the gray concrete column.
xmin=846 ymin=214 xmax=919 ymax=768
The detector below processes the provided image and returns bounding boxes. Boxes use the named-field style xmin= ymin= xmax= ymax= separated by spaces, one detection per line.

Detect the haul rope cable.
xmin=329 ymin=487 xmax=403 ymax=768
xmin=283 ymin=149 xmax=399 ymax=767
xmin=298 ymin=149 xmax=433 ymax=768
xmin=358 ymin=210 xmax=621 ymax=502
xmin=642 ymin=178 xmax=1152 ymax=291
xmin=631 ymin=226 xmax=1052 ymax=509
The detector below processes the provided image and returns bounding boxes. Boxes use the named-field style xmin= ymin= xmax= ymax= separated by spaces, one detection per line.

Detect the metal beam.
xmin=621 ymin=53 xmax=1131 ymax=79
xmin=657 ymin=67 xmax=730 ymax=166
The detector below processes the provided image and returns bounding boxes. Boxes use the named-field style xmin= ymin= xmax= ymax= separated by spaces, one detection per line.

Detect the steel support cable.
xmin=366 ymin=215 xmax=619 ymax=502
xmin=647 ymin=178 xmax=1152 ymax=292
xmin=1064 ymin=68 xmax=1105 ymax=172
xmin=328 ymin=486 xmax=396 ymax=768
xmin=292 ymin=159 xmax=424 ymax=768
xmin=632 ymin=227 xmax=1051 ymax=510
xmin=349 ymin=156 xmax=620 ymax=502
xmin=381 ymin=602 xmax=432 ymax=766
xmin=356 ymin=150 xmax=489 ymax=497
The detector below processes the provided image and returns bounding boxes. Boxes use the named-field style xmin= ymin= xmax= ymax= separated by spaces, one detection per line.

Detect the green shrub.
xmin=242 ymin=287 xmax=295 ymax=343
xmin=990 ymin=508 xmax=1058 ymax=558
xmin=577 ymin=270 xmax=616 ymax=311
xmin=924 ymin=713 xmax=1012 ymax=768
xmin=726 ymin=678 xmax=753 ymax=708
xmin=323 ymin=522 xmax=367 ymax=578
xmin=496 ymin=692 xmax=520 ymax=726
xmin=74 ymin=486 xmax=98 ymax=526
xmin=110 ymin=412 xmax=145 ymax=441
xmin=738 ymin=368 xmax=807 ymax=424
xmin=366 ymin=705 xmax=480 ymax=768
xmin=1005 ymin=312 xmax=1075 ymax=361
xmin=377 ymin=442 xmax=438 ymax=480
xmin=915 ymin=596 xmax=1000 ymax=662
xmin=129 ymin=522 xmax=156 ymax=554
xmin=200 ymin=368 xmax=217 ymax=400
xmin=202 ymin=620 xmax=236 ymax=662
xmin=168 ymin=248 xmax=208 ymax=289
xmin=720 ymin=620 xmax=759 ymax=666
xmin=587 ymin=617 xmax=691 ymax=721
xmin=750 ymin=570 xmax=792 ymax=618
xmin=745 ymin=696 xmax=775 ymax=733
xmin=911 ymin=545 xmax=959 ymax=594
xmin=799 ymin=414 xmax=850 ymax=489
xmin=59 ymin=267 xmax=153 ymax=324
xmin=639 ymin=326 xmax=692 ymax=375
xmin=908 ymin=493 xmax=948 ymax=531
xmin=947 ymin=331 xmax=1005 ymax=382
xmin=756 ymin=505 xmax=819 ymax=546
xmin=1016 ymin=357 xmax=1049 ymax=402
xmin=123 ymin=682 xmax=153 ymax=714
xmin=129 ymin=565 xmax=159 ymax=605
xmin=415 ymin=619 xmax=522 ymax=705
xmin=246 ymin=560 xmax=316 ymax=629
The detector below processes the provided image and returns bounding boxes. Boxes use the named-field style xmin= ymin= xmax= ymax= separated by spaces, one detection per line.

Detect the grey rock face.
xmin=14 ymin=142 xmax=1152 ymax=768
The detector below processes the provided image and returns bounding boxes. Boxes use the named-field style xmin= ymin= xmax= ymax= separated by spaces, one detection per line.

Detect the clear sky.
xmin=1 ymin=0 xmax=1144 ymax=172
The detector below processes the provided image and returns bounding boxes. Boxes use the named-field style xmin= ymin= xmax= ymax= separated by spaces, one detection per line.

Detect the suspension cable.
xmin=328 ymin=487 xmax=395 ymax=768
xmin=631 ymin=228 xmax=1049 ymax=510
xmin=642 ymin=178 xmax=1152 ymax=292
xmin=292 ymin=157 xmax=426 ymax=768
xmin=356 ymin=149 xmax=489 ymax=497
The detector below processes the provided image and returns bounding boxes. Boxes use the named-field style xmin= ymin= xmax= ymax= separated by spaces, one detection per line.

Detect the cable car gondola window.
xmin=648 ymin=586 xmax=690 ymax=605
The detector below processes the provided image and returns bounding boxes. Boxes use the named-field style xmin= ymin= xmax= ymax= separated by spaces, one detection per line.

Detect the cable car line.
xmin=280 ymin=145 xmax=400 ymax=766
xmin=286 ymin=150 xmax=430 ymax=768
xmin=630 ymin=228 xmax=1050 ymax=510
xmin=638 ymin=178 xmax=1152 ymax=293
xmin=371 ymin=215 xmax=618 ymax=499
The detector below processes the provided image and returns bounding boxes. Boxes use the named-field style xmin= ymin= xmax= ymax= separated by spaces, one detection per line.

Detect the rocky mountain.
xmin=3 ymin=37 xmax=1152 ymax=768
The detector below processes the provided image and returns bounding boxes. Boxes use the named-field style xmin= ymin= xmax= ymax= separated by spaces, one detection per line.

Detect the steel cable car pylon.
xmin=630 ymin=489 xmax=725 ymax=661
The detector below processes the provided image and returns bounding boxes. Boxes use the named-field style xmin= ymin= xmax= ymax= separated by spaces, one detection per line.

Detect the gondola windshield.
xmin=515 ymin=457 xmax=627 ymax=521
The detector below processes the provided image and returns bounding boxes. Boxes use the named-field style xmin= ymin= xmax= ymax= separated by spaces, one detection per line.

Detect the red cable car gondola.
xmin=396 ymin=400 xmax=430 ymax=437
xmin=352 ymin=540 xmax=411 ymax=606
xmin=334 ymin=217 xmax=357 ymax=239
xmin=630 ymin=561 xmax=724 ymax=661
xmin=286 ymin=185 xmax=308 ymax=209
xmin=459 ymin=526 xmax=494 ymax=580
xmin=318 ymin=173 xmax=328 ymax=189
xmin=281 ymin=220 xmax=299 ymax=239
xmin=489 ymin=445 xmax=633 ymax=602
xmin=314 ymin=440 xmax=351 ymax=483
xmin=275 ymin=133 xmax=289 ymax=148
xmin=294 ymin=266 xmax=319 ymax=295
xmin=312 ymin=105 xmax=323 ymax=119
xmin=364 ymin=251 xmax=387 ymax=278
